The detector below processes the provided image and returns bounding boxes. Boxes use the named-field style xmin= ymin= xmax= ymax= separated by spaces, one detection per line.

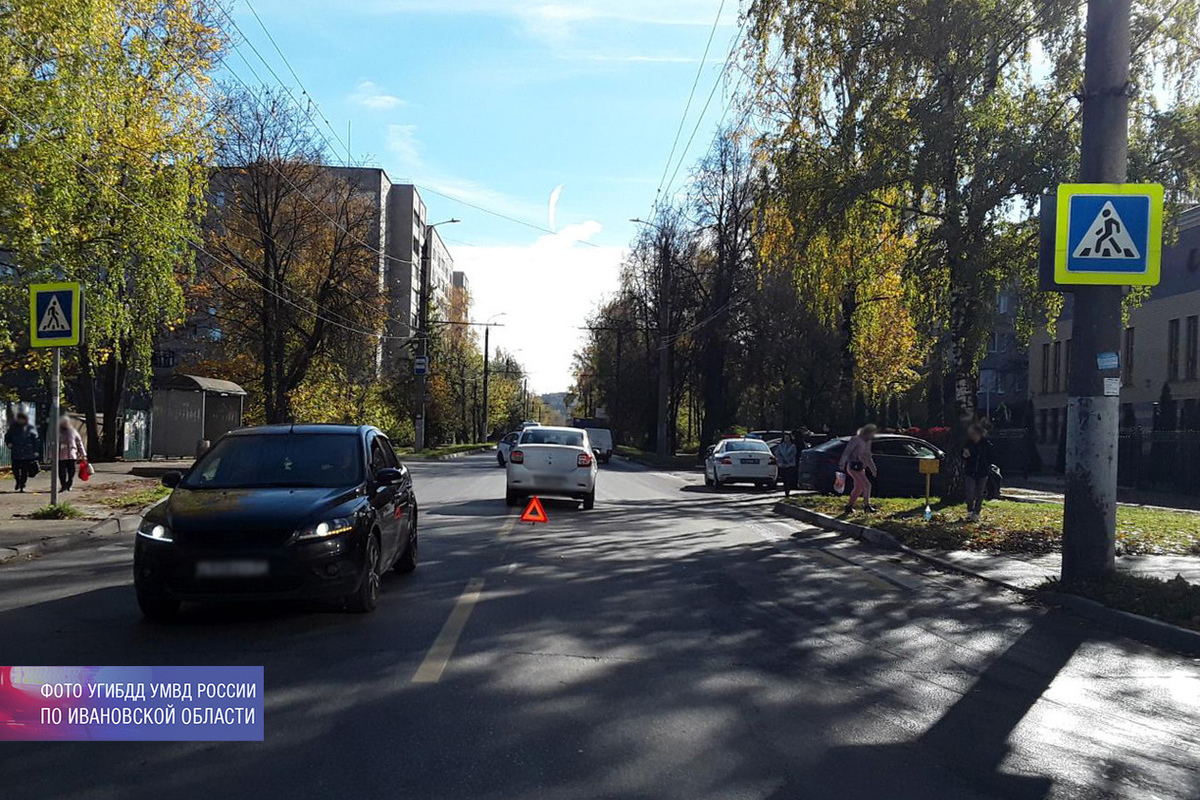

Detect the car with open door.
xmin=133 ymin=424 xmax=418 ymax=621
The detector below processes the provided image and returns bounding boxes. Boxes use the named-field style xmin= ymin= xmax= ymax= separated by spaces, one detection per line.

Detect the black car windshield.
xmin=181 ymin=434 xmax=363 ymax=489
xmin=521 ymin=429 xmax=585 ymax=447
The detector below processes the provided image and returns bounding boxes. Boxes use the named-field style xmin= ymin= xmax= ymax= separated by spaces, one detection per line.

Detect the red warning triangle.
xmin=520 ymin=496 xmax=548 ymax=524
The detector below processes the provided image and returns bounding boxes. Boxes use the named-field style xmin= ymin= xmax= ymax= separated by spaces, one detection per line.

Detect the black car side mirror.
xmin=374 ymin=467 xmax=404 ymax=486
xmin=161 ymin=471 xmax=182 ymax=489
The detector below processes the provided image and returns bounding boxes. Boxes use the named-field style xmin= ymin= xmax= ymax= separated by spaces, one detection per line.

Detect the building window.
xmin=1052 ymin=341 xmax=1062 ymax=393
xmin=997 ymin=292 xmax=1010 ymax=315
xmin=1041 ymin=343 xmax=1050 ymax=394
xmin=151 ymin=350 xmax=177 ymax=369
xmin=1123 ymin=327 xmax=1135 ymax=385
xmin=1038 ymin=408 xmax=1048 ymax=442
xmin=1187 ymin=315 xmax=1198 ymax=381
xmin=1168 ymin=318 xmax=1181 ymax=381
xmin=1065 ymin=339 xmax=1072 ymax=385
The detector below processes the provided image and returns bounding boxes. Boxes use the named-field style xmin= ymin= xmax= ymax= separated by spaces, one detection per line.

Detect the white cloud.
xmin=350 ymin=80 xmax=405 ymax=111
xmin=386 ymin=124 xmax=422 ymax=168
xmin=451 ymin=223 xmax=623 ymax=392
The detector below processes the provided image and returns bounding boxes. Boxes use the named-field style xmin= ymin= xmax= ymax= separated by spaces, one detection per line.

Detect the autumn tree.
xmin=201 ymin=87 xmax=383 ymax=423
xmin=0 ymin=0 xmax=226 ymax=456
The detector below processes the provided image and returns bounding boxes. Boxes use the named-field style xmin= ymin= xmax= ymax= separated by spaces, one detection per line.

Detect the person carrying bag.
xmin=5 ymin=412 xmax=40 ymax=493
xmin=57 ymin=417 xmax=87 ymax=492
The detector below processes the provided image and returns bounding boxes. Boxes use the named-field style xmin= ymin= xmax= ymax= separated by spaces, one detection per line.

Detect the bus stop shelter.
xmin=150 ymin=375 xmax=246 ymax=458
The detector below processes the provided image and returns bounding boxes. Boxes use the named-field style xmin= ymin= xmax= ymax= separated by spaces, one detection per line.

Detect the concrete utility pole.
xmin=413 ymin=218 xmax=459 ymax=453
xmin=1062 ymin=0 xmax=1130 ymax=580
xmin=482 ymin=325 xmax=490 ymax=441
xmin=656 ymin=237 xmax=671 ymax=462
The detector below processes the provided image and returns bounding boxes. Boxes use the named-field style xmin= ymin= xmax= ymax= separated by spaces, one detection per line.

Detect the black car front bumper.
xmin=133 ymin=534 xmax=365 ymax=602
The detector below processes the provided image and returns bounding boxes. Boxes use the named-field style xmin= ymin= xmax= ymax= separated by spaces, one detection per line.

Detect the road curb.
xmin=405 ymin=446 xmax=495 ymax=462
xmin=0 ymin=513 xmax=142 ymax=566
xmin=773 ymin=501 xmax=1200 ymax=655
xmin=772 ymin=503 xmax=1031 ymax=594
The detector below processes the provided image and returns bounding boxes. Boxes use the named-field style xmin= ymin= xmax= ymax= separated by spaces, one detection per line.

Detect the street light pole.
xmin=1062 ymin=0 xmax=1130 ymax=580
xmin=414 ymin=218 xmax=460 ymax=453
xmin=480 ymin=313 xmax=505 ymax=442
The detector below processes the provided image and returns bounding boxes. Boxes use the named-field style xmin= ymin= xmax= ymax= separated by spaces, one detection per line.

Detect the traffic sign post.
xmin=29 ymin=283 xmax=83 ymax=507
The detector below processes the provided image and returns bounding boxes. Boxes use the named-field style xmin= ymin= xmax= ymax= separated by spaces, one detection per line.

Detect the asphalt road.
xmin=2 ymin=454 xmax=1199 ymax=799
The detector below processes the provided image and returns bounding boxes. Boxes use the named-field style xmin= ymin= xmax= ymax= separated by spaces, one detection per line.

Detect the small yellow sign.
xmin=919 ymin=459 xmax=941 ymax=475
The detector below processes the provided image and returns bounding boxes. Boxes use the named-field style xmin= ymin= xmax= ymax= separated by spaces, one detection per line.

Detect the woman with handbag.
xmin=57 ymin=417 xmax=86 ymax=492
xmin=4 ymin=412 xmax=40 ymax=492
xmin=838 ymin=424 xmax=879 ymax=512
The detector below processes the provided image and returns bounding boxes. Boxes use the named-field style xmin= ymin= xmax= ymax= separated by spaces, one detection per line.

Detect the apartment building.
xmin=154 ymin=167 xmax=460 ymax=380
xmin=1029 ymin=206 xmax=1200 ymax=456
xmin=977 ymin=286 xmax=1028 ymax=423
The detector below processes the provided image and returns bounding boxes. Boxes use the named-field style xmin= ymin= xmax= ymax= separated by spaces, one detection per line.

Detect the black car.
xmin=134 ymin=424 xmax=418 ymax=621
xmin=798 ymin=434 xmax=945 ymax=497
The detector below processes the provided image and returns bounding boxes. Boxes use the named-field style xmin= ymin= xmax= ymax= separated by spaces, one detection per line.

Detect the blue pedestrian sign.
xmin=1054 ymin=183 xmax=1163 ymax=286
xmin=413 ymin=355 xmax=429 ymax=376
xmin=29 ymin=282 xmax=83 ymax=348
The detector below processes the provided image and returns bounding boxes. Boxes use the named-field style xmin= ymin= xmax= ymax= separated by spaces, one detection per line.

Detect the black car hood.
xmin=163 ymin=486 xmax=361 ymax=536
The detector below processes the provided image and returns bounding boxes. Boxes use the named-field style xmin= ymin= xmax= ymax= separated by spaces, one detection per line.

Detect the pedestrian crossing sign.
xmin=29 ymin=282 xmax=82 ymax=348
xmin=1055 ymin=183 xmax=1163 ymax=286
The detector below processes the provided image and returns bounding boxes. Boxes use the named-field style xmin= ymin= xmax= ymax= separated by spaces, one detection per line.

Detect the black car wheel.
xmin=395 ymin=509 xmax=419 ymax=574
xmin=505 ymin=489 xmax=521 ymax=507
xmin=582 ymin=490 xmax=595 ymax=510
xmin=497 ymin=453 xmax=506 ymax=467
xmin=346 ymin=533 xmax=381 ymax=613
xmin=136 ymin=584 xmax=180 ymax=623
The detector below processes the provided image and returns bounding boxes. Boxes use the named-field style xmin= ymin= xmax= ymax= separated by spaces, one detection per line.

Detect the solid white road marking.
xmin=413 ymin=578 xmax=486 ymax=684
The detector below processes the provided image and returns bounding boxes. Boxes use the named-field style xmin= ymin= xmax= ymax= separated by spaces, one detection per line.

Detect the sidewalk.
xmin=0 ymin=460 xmax=186 ymax=564
xmin=1006 ymin=474 xmax=1200 ymax=512
xmin=926 ymin=549 xmax=1200 ymax=590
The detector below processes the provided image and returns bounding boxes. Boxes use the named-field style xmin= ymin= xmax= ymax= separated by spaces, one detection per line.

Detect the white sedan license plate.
xmin=195 ymin=560 xmax=269 ymax=578
xmin=740 ymin=458 xmax=760 ymax=465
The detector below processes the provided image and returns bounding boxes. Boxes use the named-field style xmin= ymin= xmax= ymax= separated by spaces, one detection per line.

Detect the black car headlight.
xmin=294 ymin=517 xmax=353 ymax=542
xmin=137 ymin=520 xmax=173 ymax=543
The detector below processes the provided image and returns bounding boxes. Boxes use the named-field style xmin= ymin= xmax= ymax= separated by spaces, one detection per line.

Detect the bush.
xmin=30 ymin=503 xmax=83 ymax=520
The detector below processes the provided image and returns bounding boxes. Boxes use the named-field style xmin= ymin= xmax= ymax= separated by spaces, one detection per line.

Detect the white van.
xmin=585 ymin=428 xmax=614 ymax=464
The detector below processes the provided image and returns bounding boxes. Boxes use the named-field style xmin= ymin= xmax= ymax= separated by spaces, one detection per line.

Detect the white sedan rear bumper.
xmin=713 ymin=461 xmax=778 ymax=484
xmin=507 ymin=463 xmax=596 ymax=497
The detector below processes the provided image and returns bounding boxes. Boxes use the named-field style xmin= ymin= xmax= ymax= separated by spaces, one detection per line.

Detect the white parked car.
xmin=496 ymin=431 xmax=520 ymax=467
xmin=506 ymin=426 xmax=598 ymax=509
xmin=705 ymin=438 xmax=778 ymax=489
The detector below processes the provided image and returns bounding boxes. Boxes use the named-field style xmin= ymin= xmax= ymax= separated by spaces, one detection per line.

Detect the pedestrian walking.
xmin=960 ymin=422 xmax=994 ymax=522
xmin=4 ymin=412 xmax=40 ymax=493
xmin=839 ymin=424 xmax=878 ymax=512
xmin=57 ymin=417 xmax=86 ymax=492
xmin=775 ymin=432 xmax=799 ymax=497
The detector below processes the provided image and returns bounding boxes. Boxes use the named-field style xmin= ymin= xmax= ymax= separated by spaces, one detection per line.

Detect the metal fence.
xmin=1117 ymin=429 xmax=1200 ymax=495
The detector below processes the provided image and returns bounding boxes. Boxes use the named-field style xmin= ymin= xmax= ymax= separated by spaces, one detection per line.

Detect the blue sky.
xmin=225 ymin=0 xmax=744 ymax=392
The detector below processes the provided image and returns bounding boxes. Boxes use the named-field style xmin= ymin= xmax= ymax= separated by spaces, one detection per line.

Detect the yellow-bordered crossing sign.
xmin=1054 ymin=183 xmax=1163 ymax=286
xmin=29 ymin=282 xmax=82 ymax=348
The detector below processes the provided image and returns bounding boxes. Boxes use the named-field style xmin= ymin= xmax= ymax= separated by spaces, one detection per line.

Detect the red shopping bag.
xmin=79 ymin=459 xmax=91 ymax=481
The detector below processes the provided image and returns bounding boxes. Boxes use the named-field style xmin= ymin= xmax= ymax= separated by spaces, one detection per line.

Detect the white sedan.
xmin=506 ymin=426 xmax=598 ymax=509
xmin=705 ymin=438 xmax=778 ymax=489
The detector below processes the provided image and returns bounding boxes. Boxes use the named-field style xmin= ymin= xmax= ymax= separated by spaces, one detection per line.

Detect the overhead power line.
xmin=651 ymin=0 xmax=729 ymax=211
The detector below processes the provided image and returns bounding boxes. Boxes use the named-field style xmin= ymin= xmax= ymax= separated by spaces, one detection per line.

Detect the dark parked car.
xmin=134 ymin=424 xmax=418 ymax=621
xmin=799 ymin=434 xmax=945 ymax=497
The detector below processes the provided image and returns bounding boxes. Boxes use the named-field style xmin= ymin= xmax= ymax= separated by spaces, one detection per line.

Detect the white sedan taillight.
xmin=510 ymin=450 xmax=524 ymax=464
xmin=577 ymin=452 xmax=593 ymax=468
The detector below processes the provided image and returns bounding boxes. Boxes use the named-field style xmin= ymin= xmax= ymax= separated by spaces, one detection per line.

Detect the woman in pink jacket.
xmin=57 ymin=417 xmax=86 ymax=492
xmin=839 ymin=424 xmax=878 ymax=512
